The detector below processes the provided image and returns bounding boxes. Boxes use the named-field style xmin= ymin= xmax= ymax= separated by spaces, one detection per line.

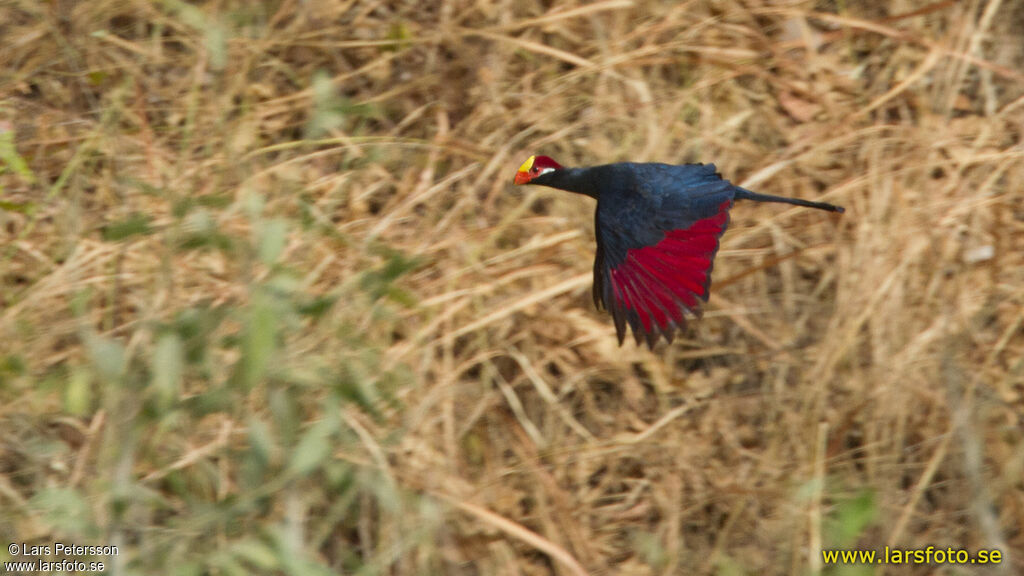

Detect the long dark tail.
xmin=735 ymin=189 xmax=845 ymax=213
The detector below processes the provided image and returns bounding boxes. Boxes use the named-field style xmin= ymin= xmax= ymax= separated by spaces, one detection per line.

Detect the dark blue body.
xmin=533 ymin=162 xmax=737 ymax=266
xmin=594 ymin=163 xmax=736 ymax=265
xmin=524 ymin=159 xmax=843 ymax=346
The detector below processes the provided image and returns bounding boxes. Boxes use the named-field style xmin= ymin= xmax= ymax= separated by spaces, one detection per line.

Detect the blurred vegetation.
xmin=1 ymin=0 xmax=1022 ymax=575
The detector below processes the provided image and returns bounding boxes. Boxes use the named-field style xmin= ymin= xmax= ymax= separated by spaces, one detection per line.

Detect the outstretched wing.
xmin=593 ymin=163 xmax=735 ymax=348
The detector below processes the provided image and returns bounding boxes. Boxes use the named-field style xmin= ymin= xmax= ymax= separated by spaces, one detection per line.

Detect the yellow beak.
xmin=513 ymin=155 xmax=535 ymax=185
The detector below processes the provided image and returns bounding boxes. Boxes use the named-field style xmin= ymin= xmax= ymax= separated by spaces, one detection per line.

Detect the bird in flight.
xmin=513 ymin=155 xmax=844 ymax=348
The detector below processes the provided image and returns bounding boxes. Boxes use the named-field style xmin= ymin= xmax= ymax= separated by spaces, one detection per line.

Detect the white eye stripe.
xmin=538 ymin=167 xmax=556 ymax=176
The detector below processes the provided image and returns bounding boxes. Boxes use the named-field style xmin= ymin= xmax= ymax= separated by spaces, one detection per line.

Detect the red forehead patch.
xmin=532 ymin=156 xmax=563 ymax=171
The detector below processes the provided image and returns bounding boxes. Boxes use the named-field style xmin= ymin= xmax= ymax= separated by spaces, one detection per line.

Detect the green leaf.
xmin=178 ymin=231 xmax=234 ymax=253
xmin=87 ymin=70 xmax=108 ymax=85
xmin=385 ymin=21 xmax=413 ymax=52
xmin=241 ymin=291 xmax=277 ymax=388
xmin=335 ymin=358 xmax=381 ymax=419
xmin=160 ymin=0 xmax=227 ymax=70
xmin=121 ymin=176 xmax=164 ymax=196
xmin=305 ymin=71 xmax=380 ymax=138
xmin=385 ymin=285 xmax=418 ymax=308
xmin=152 ymin=333 xmax=184 ymax=408
xmin=84 ymin=333 xmax=127 ymax=383
xmin=288 ymin=418 xmax=335 ymax=477
xmin=244 ymin=192 xmax=264 ymax=220
xmin=269 ymin=387 xmax=299 ymax=444
xmin=257 ymin=218 xmax=287 ymax=265
xmin=0 ymin=354 xmax=26 ymax=378
xmin=30 ymin=487 xmax=93 ymax=534
xmin=102 ymin=213 xmax=153 ymax=242
xmin=296 ymin=295 xmax=337 ymax=319
xmin=246 ymin=416 xmax=273 ymax=464
xmin=715 ymin=555 xmax=747 ymax=576
xmin=204 ymin=18 xmax=228 ymax=71
xmin=306 ymin=71 xmax=343 ymax=138
xmin=0 ymin=199 xmax=35 ymax=214
xmin=359 ymin=248 xmax=422 ymax=302
xmin=171 ymin=561 xmax=203 ymax=576
xmin=178 ymin=210 xmax=234 ymax=253
xmin=826 ymin=489 xmax=877 ymax=548
xmin=240 ymin=417 xmax=273 ymax=488
xmin=0 ymin=125 xmax=35 ymax=183
xmin=65 ymin=368 xmax=93 ymax=416
xmin=230 ymin=538 xmax=279 ymax=570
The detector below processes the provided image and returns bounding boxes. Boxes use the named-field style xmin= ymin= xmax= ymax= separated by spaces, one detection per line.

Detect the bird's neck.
xmin=537 ymin=167 xmax=598 ymax=198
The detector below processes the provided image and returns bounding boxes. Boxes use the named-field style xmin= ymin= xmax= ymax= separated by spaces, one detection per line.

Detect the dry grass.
xmin=1 ymin=0 xmax=1022 ymax=574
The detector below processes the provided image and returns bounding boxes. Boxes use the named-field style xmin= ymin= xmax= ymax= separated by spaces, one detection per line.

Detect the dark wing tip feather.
xmin=597 ymin=199 xmax=733 ymax=348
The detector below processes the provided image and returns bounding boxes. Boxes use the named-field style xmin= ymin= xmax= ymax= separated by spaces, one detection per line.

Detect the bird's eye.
xmin=531 ymin=167 xmax=540 ymax=174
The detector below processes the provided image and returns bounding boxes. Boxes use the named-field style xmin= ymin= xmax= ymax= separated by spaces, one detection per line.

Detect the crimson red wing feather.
xmin=640 ymin=256 xmax=703 ymax=306
xmin=601 ymin=199 xmax=732 ymax=347
xmin=644 ymin=252 xmax=708 ymax=296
